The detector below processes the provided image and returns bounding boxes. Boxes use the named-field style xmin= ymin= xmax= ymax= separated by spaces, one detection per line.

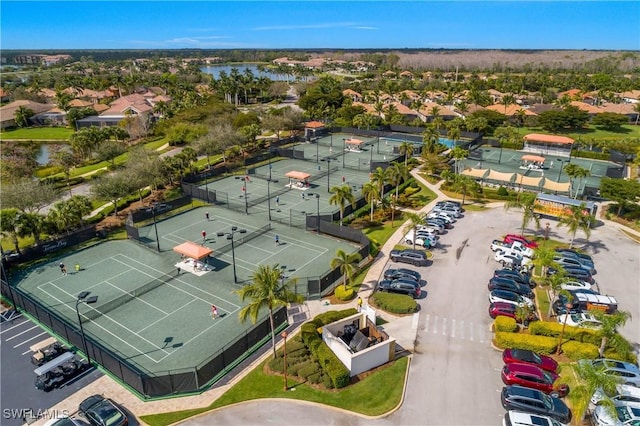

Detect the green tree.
xmin=571 ymin=360 xmax=624 ymax=424
xmin=590 ymin=310 xmax=632 ymax=358
xmin=451 ymin=175 xmax=480 ymax=205
xmin=0 ymin=179 xmax=60 ymax=214
xmin=592 ymin=112 xmax=629 ymax=130
xmin=557 ymin=203 xmax=594 ymax=248
xmin=91 ymin=172 xmax=135 ymax=217
xmin=450 ymin=146 xmax=468 ymax=174
xmin=236 ymin=264 xmax=303 ymax=359
xmin=329 ymin=185 xmax=356 ymax=226
xmin=421 ymin=126 xmax=441 ymax=155
xmin=14 ymin=106 xmax=34 ymax=128
xmin=370 ymin=166 xmax=388 ymax=202
xmin=563 ymin=164 xmax=590 ymax=199
xmin=421 ymin=152 xmax=449 ymax=177
xmin=398 ymin=141 xmax=414 ymax=166
xmin=95 ymin=140 xmax=126 ymax=168
xmin=0 ymin=209 xmax=22 ymax=253
xmin=600 ymin=177 xmax=640 ymax=216
xmin=404 ymin=212 xmax=425 ymax=250
xmin=361 ymin=181 xmax=378 ymax=221
xmin=330 ymin=249 xmax=362 ymax=291
xmin=17 ymin=212 xmax=45 ymax=246
xmin=504 ymin=192 xmax=540 ymax=235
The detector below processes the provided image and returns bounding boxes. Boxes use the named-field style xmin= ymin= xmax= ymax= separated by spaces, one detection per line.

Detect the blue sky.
xmin=1 ymin=1 xmax=638 ymax=50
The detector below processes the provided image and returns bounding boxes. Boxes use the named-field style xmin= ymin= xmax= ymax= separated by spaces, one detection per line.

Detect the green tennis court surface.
xmin=16 ymin=207 xmax=356 ymax=375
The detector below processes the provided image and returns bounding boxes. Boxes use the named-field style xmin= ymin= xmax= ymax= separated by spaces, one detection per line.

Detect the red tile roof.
xmin=305 ymin=121 xmax=325 ymax=129
xmin=524 ymin=133 xmax=574 ymax=145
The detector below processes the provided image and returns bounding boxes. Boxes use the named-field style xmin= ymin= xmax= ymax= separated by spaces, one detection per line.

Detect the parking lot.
xmin=1 ymin=313 xmax=102 ymax=425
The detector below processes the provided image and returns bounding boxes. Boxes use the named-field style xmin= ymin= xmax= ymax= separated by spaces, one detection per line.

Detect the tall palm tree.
xmin=590 ymin=310 xmax=632 ymax=358
xmin=504 ymin=192 xmax=540 ymax=235
xmin=236 ymin=264 xmax=303 ymax=359
xmin=557 ymin=203 xmax=594 ymax=248
xmin=370 ymin=166 xmax=388 ymax=202
xmin=398 ymin=141 xmax=414 ymax=166
xmin=447 ymin=125 xmax=461 ymax=149
xmin=450 ymin=146 xmax=468 ymax=174
xmin=0 ymin=209 xmax=22 ymax=254
xmin=571 ymin=359 xmax=624 ymax=424
xmin=329 ymin=185 xmax=355 ymax=226
xmin=404 ymin=212 xmax=425 ymax=250
xmin=451 ymin=175 xmax=479 ymax=205
xmin=361 ymin=181 xmax=378 ymax=221
xmin=330 ymin=249 xmax=362 ymax=291
xmin=421 ymin=126 xmax=441 ymax=155
xmin=387 ymin=162 xmax=409 ymax=225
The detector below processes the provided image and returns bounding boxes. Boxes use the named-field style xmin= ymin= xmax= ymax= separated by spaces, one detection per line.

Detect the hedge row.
xmin=300 ymin=309 xmax=357 ymax=389
xmin=561 ymin=341 xmax=599 ymax=361
xmin=528 ymin=321 xmax=602 ymax=345
xmin=371 ymin=292 xmax=418 ymax=314
xmin=494 ymin=316 xmax=518 ymax=333
xmin=495 ymin=332 xmax=557 ymax=355
xmin=334 ymin=285 xmax=355 ymax=301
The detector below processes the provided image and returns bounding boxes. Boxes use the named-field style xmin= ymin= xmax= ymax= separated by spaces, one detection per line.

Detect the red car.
xmin=504 ymin=234 xmax=538 ymax=248
xmin=502 ymin=348 xmax=558 ymax=374
xmin=489 ymin=302 xmax=538 ymax=325
xmin=501 ymin=362 xmax=569 ymax=397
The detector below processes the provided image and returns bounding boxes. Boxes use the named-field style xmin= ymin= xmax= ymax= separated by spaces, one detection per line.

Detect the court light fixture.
xmin=217 ymin=227 xmax=247 ymax=283
xmin=76 ymin=291 xmax=98 ymax=366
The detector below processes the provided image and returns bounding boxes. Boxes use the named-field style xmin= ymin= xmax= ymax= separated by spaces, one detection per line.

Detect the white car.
xmin=427 ymin=212 xmax=455 ymax=223
xmin=416 ymin=226 xmax=440 ymax=238
xmin=592 ymin=402 xmax=640 ymax=426
xmin=503 ymin=410 xmax=568 ymax=426
xmin=489 ymin=289 xmax=535 ymax=307
xmin=590 ymin=384 xmax=640 ymax=410
xmin=556 ymin=313 xmax=602 ymax=329
xmin=495 ymin=251 xmax=532 ymax=268
xmin=560 ymin=280 xmax=593 ymax=292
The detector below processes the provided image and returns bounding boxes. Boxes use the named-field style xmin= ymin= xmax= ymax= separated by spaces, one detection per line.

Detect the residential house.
xmin=342 ymin=89 xmax=363 ymax=103
xmin=399 ymin=70 xmax=414 ymax=79
xmin=620 ymin=90 xmax=640 ymax=104
xmin=599 ymin=102 xmax=639 ymax=123
xmin=0 ymin=100 xmax=54 ymax=129
xmin=0 ymin=88 xmax=10 ymax=103
xmin=419 ymin=102 xmax=458 ymax=121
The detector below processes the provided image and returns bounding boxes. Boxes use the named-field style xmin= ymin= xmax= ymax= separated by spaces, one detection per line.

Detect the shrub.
xmin=321 ymin=374 xmax=334 ymax=389
xmin=298 ymin=361 xmax=320 ymax=379
xmin=371 ymin=292 xmax=418 ymax=314
xmin=529 ymin=321 xmax=602 ymax=345
xmin=497 ymin=186 xmax=509 ymax=196
xmin=315 ymin=341 xmax=350 ymax=388
xmin=314 ymin=309 xmax=358 ymax=326
xmin=268 ymin=356 xmax=284 ymax=373
xmin=494 ymin=316 xmax=518 ymax=332
xmin=308 ymin=372 xmax=322 ymax=384
xmin=495 ymin=332 xmax=558 ymax=354
xmin=334 ymin=285 xmax=355 ymax=301
xmin=561 ymin=341 xmax=599 ymax=361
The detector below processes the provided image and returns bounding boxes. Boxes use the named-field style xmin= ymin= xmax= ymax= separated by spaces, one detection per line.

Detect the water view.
xmin=200 ymin=64 xmax=290 ymax=81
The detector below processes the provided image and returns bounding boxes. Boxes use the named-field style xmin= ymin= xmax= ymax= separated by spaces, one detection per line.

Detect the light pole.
xmin=281 ymin=330 xmax=288 ymax=391
xmin=150 ymin=205 xmax=161 ymax=252
xmin=320 ymin=157 xmax=334 ymax=193
xmin=76 ymin=291 xmax=98 ymax=365
xmin=315 ymin=137 xmax=319 ymax=163
xmin=216 ymin=226 xmax=246 ymax=283
xmin=556 ymin=302 xmax=573 ymax=355
xmin=267 ymin=179 xmax=279 ymax=221
xmin=368 ymin=141 xmax=374 ymax=167
xmin=307 ymin=193 xmax=321 ymax=233
xmin=556 ymin=158 xmax=566 ymax=181
xmin=235 ymin=176 xmax=249 ymax=214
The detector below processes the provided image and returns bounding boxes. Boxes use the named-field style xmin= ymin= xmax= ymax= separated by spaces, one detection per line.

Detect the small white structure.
xmin=321 ymin=312 xmax=396 ymax=377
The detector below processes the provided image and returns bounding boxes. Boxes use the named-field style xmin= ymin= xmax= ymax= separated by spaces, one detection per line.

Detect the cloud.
xmin=253 ymin=22 xmax=359 ymax=31
xmin=128 ymin=36 xmax=250 ymax=48
xmin=352 ymin=26 xmax=377 ymax=30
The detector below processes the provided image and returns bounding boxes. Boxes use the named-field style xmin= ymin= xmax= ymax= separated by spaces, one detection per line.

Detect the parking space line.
xmin=451 ymin=319 xmax=456 ymax=338
xmin=469 ymin=322 xmax=474 ymax=341
xmin=5 ymin=325 xmax=38 ymax=340
xmin=442 ymin=317 xmax=447 ymax=335
xmin=459 ymin=320 xmax=464 ymax=339
xmin=423 ymin=314 xmax=430 ymax=332
xmin=0 ymin=318 xmax=30 ymax=334
xmin=432 ymin=315 xmax=438 ymax=334
xmin=13 ymin=331 xmax=47 ymax=348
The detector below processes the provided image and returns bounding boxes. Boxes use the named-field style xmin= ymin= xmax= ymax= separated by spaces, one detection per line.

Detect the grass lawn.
xmin=519 ymin=124 xmax=640 ymax=142
xmin=363 ymin=214 xmax=405 ymax=249
xmin=140 ymin=356 xmax=409 ymax=426
xmin=0 ymin=127 xmax=74 ymax=140
xmin=408 ymin=179 xmax=437 ymax=207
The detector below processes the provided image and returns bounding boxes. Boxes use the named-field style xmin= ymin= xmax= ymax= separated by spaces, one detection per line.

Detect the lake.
xmin=200 ymin=64 xmax=290 ymax=81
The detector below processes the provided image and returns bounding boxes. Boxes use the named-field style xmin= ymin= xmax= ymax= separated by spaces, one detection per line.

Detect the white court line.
xmin=38 ymin=260 xmax=136 ymax=294
xmin=451 ymin=319 xmax=456 ymax=338
xmin=38 ymin=287 xmax=170 ymax=362
xmin=0 ymin=318 xmax=30 ymax=334
xmin=136 ymin=299 xmax=198 ymax=334
xmin=13 ymin=331 xmax=47 ymax=348
xmin=442 ymin=317 xmax=447 ymax=336
xmin=111 ymin=254 xmax=240 ymax=309
xmin=5 ymin=325 xmax=38 ymax=341
xmin=103 ymin=279 xmax=170 ymax=315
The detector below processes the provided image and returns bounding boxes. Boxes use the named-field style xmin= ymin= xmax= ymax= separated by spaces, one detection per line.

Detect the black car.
xmin=552 ymin=293 xmax=582 ymax=316
xmin=377 ymin=279 xmax=421 ymax=298
xmin=501 ymin=385 xmax=572 ymax=424
xmin=549 ymin=266 xmax=595 ymax=284
xmin=389 ymin=249 xmax=428 ymax=266
xmin=488 ymin=277 xmax=534 ymax=299
xmin=79 ymin=395 xmax=128 ymax=426
xmin=383 ymin=268 xmax=421 ymax=283
xmin=555 ymin=248 xmax=593 ymax=263
xmin=494 ymin=269 xmax=536 ymax=289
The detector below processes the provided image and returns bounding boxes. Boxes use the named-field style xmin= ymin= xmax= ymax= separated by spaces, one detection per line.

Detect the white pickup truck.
xmin=491 ymin=240 xmax=535 ymax=259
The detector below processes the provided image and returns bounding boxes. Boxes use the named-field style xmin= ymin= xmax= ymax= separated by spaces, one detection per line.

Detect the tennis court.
xmin=15 ymin=207 xmax=356 ymax=375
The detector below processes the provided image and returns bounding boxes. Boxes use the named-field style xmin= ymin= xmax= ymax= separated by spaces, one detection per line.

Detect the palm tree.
xmin=451 ymin=175 xmax=479 ymax=205
xmin=404 ymin=212 xmax=425 ymax=250
xmin=14 ymin=106 xmax=34 ymax=128
xmin=330 ymin=249 xmax=362 ymax=291
xmin=450 ymin=146 xmax=468 ymax=174
xmin=370 ymin=166 xmax=388 ymax=202
xmin=421 ymin=126 xmax=441 ymax=155
xmin=398 ymin=141 xmax=414 ymax=166
xmin=361 ymin=181 xmax=378 ymax=221
xmin=557 ymin=203 xmax=594 ymax=248
xmin=0 ymin=209 xmax=22 ymax=254
xmin=329 ymin=185 xmax=355 ymax=226
xmin=447 ymin=125 xmax=461 ymax=149
xmin=387 ymin=162 xmax=409 ymax=225
xmin=236 ymin=264 xmax=303 ymax=359
xmin=590 ymin=309 xmax=632 ymax=358
xmin=504 ymin=192 xmax=540 ymax=235
xmin=571 ymin=359 xmax=624 ymax=424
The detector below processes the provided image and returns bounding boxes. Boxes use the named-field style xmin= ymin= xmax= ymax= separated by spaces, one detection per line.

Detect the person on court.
xmin=211 ymin=305 xmax=218 ymax=319
xmin=275 ymin=234 xmax=279 ymax=246
xmin=59 ymin=262 xmax=67 ymax=276
xmin=205 ymin=211 xmax=210 ymax=221
xmin=202 ymin=230 xmax=207 ymax=243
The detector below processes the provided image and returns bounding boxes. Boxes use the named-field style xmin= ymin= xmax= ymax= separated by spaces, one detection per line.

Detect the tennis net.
xmin=216 ymin=223 xmax=272 ymax=254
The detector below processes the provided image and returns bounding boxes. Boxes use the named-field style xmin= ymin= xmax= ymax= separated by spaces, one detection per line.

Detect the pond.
xmin=36 ymin=144 xmax=71 ymax=165
xmin=200 ymin=64 xmax=290 ymax=81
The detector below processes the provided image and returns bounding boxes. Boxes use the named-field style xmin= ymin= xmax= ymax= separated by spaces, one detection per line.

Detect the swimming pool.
xmin=381 ymin=136 xmax=457 ymax=149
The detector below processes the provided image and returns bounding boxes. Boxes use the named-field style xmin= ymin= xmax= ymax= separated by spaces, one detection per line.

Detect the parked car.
xmin=556 ymin=313 xmax=602 ymax=329
xmin=489 ymin=289 xmax=535 ymax=307
xmin=389 ymin=249 xmax=428 ymax=266
xmin=501 ymin=385 xmax=572 ymax=424
xmin=491 ymin=239 xmax=513 ymax=252
xmin=503 ymin=411 xmax=568 ymax=426
xmin=555 ymin=250 xmax=595 ymax=269
xmin=494 ymin=269 xmax=536 ymax=289
xmin=501 ymin=362 xmax=569 ymax=398
xmin=404 ymin=231 xmax=437 ymax=249
xmin=579 ymin=359 xmax=640 ymax=387
xmin=592 ymin=401 xmax=640 ymax=426
xmin=432 ymin=206 xmax=462 ymax=218
xmin=555 ymin=248 xmax=593 ymax=264
xmin=502 ymin=348 xmax=559 ymax=374
xmin=436 ymin=200 xmax=462 ymax=209
xmin=590 ymin=384 xmax=640 ymax=410
xmin=377 ymin=279 xmax=421 ymax=298
xmin=550 ymin=266 xmax=595 ymax=285
xmin=489 ymin=302 xmax=538 ymax=325
xmin=383 ymin=268 xmax=421 ymax=283
xmin=79 ymin=394 xmax=128 ymax=426
xmin=495 ymin=251 xmax=532 ymax=269
xmin=488 ymin=277 xmax=534 ymax=298
xmin=427 ymin=211 xmax=455 ymax=223
xmin=560 ymin=280 xmax=594 ymax=292
xmin=504 ymin=234 xmax=539 ymax=248
xmin=552 ymin=294 xmax=583 ymax=316
xmin=43 ymin=416 xmax=89 ymax=426
xmin=553 ymin=256 xmax=595 ymax=274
